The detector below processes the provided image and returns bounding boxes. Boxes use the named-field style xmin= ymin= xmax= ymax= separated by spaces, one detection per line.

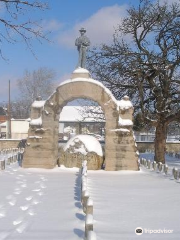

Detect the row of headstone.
xmin=145 ymin=149 xmax=154 ymax=153
xmin=81 ymin=161 xmax=96 ymax=240
xmin=140 ymin=158 xmax=180 ymax=180
xmin=0 ymin=148 xmax=23 ymax=170
xmin=166 ymin=152 xmax=180 ymax=159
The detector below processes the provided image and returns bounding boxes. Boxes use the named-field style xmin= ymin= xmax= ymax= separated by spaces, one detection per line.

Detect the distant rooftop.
xmin=59 ymin=106 xmax=105 ymax=122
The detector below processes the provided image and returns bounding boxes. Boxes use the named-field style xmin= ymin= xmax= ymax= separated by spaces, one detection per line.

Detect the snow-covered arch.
xmin=23 ymin=68 xmax=139 ymax=171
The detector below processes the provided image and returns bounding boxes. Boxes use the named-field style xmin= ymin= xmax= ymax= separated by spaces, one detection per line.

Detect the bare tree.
xmin=87 ymin=0 xmax=180 ymax=163
xmin=0 ymin=0 xmax=49 ymax=59
xmin=13 ymin=67 xmax=56 ymax=118
xmin=76 ymin=99 xmax=105 ymax=122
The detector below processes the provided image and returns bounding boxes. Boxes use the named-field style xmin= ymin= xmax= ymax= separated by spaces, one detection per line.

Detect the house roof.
xmin=59 ymin=106 xmax=105 ymax=122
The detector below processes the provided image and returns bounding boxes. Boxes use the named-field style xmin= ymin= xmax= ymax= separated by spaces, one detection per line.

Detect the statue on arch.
xmin=75 ymin=28 xmax=90 ymax=68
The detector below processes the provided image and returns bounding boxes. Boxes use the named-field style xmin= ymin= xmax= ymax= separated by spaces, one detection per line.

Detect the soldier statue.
xmin=75 ymin=28 xmax=90 ymax=68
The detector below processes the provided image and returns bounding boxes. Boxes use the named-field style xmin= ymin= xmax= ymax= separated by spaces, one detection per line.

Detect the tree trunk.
xmin=154 ymin=122 xmax=167 ymax=164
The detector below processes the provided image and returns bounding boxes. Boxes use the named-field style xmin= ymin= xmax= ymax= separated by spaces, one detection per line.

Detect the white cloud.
xmin=42 ymin=19 xmax=63 ymax=32
xmin=53 ymin=73 xmax=71 ymax=88
xmin=57 ymin=4 xmax=128 ymax=49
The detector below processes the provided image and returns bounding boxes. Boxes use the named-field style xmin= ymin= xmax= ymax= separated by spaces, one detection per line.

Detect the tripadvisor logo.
xmin=135 ymin=227 xmax=143 ymax=235
xmin=135 ymin=227 xmax=174 ymax=235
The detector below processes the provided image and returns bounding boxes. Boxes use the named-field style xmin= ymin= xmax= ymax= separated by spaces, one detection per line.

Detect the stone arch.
xmin=23 ymin=68 xmax=139 ymax=171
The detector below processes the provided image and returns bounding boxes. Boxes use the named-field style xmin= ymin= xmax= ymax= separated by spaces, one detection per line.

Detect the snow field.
xmin=88 ymin=169 xmax=180 ymax=240
xmin=0 ymin=163 xmax=85 ymax=240
xmin=1 ymin=151 xmax=180 ymax=239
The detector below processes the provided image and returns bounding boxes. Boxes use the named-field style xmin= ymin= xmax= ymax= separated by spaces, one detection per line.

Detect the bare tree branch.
xmin=0 ymin=0 xmax=49 ymax=59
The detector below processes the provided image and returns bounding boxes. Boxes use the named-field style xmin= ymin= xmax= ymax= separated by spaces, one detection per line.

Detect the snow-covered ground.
xmin=1 ymin=155 xmax=180 ymax=240
xmin=0 ymin=163 xmax=84 ymax=240
xmin=88 ymin=169 xmax=180 ymax=239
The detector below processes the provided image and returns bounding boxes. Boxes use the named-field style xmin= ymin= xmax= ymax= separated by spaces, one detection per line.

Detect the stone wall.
xmin=0 ymin=139 xmax=20 ymax=149
xmin=137 ymin=142 xmax=180 ymax=153
xmin=59 ymin=150 xmax=103 ymax=170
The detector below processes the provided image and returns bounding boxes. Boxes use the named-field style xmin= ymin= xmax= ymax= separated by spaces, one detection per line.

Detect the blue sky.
xmin=0 ymin=0 xmax=164 ymax=102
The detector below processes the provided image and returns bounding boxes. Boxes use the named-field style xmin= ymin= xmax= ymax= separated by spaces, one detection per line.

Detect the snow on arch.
xmin=58 ymin=77 xmax=118 ymax=109
xmin=23 ymin=68 xmax=139 ymax=171
xmin=63 ymin=134 xmax=103 ymax=157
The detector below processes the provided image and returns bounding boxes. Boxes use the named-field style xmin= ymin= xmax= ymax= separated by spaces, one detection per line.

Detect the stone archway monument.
xmin=23 ymin=68 xmax=139 ymax=171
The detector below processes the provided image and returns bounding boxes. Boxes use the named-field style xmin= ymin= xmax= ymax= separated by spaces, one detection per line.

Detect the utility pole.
xmin=7 ymin=80 xmax=11 ymax=139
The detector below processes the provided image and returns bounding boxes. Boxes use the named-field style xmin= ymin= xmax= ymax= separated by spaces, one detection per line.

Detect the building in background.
xmin=59 ymin=106 xmax=105 ymax=141
xmin=0 ymin=106 xmax=105 ymax=140
xmin=0 ymin=119 xmax=30 ymax=139
xmin=1 ymin=106 xmax=178 ymax=142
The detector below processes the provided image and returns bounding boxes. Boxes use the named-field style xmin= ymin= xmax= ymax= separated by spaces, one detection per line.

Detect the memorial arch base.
xmin=23 ymin=69 xmax=139 ymax=171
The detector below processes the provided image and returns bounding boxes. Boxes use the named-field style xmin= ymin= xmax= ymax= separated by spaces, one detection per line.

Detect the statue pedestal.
xmin=71 ymin=67 xmax=91 ymax=79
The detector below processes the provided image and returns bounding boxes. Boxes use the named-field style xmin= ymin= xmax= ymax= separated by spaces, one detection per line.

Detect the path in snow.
xmin=88 ymin=169 xmax=180 ymax=240
xmin=0 ymin=163 xmax=84 ymax=240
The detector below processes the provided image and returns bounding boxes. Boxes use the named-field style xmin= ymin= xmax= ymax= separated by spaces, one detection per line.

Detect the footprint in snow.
xmin=32 ymin=199 xmax=40 ymax=205
xmin=0 ymin=209 xmax=6 ymax=218
xmin=6 ymin=195 xmax=16 ymax=206
xmin=13 ymin=217 xmax=23 ymax=226
xmin=14 ymin=187 xmax=22 ymax=195
xmin=9 ymin=199 xmax=16 ymax=206
xmin=40 ymin=184 xmax=46 ymax=189
xmin=20 ymin=205 xmax=29 ymax=211
xmin=41 ymin=177 xmax=48 ymax=182
xmin=32 ymin=189 xmax=41 ymax=192
xmin=16 ymin=222 xmax=28 ymax=233
xmin=18 ymin=174 xmax=24 ymax=177
xmin=25 ymin=196 xmax=33 ymax=201
xmin=27 ymin=208 xmax=35 ymax=216
xmin=37 ymin=192 xmax=44 ymax=196
xmin=14 ymin=190 xmax=22 ymax=195
xmin=21 ymin=183 xmax=27 ymax=188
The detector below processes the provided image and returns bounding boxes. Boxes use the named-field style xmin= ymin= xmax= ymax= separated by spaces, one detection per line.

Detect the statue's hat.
xmin=79 ymin=27 xmax=86 ymax=33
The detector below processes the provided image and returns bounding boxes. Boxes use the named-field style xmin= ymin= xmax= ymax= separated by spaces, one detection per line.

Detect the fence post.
xmin=83 ymin=190 xmax=90 ymax=213
xmin=172 ymin=167 xmax=178 ymax=180
xmin=158 ymin=162 xmax=163 ymax=172
xmin=147 ymin=160 xmax=151 ymax=169
xmin=7 ymin=157 xmax=10 ymax=165
xmin=86 ymin=198 xmax=93 ymax=215
xmin=85 ymin=214 xmax=93 ymax=239
xmin=152 ymin=161 xmax=157 ymax=171
xmin=0 ymin=160 xmax=5 ymax=170
xmin=163 ymin=164 xmax=168 ymax=175
xmin=87 ymin=230 xmax=96 ymax=240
